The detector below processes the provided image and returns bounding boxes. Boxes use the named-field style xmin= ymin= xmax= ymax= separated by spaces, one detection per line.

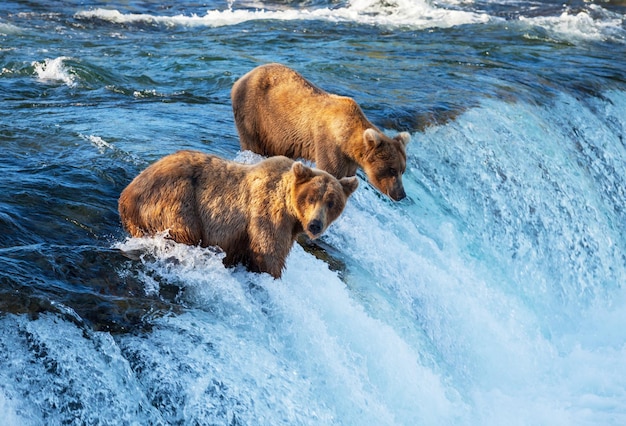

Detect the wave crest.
xmin=75 ymin=1 xmax=491 ymax=30
xmin=520 ymin=4 xmax=626 ymax=43
xmin=32 ymin=57 xmax=77 ymax=87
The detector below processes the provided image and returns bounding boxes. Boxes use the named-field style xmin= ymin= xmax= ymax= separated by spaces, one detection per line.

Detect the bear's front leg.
xmin=247 ymin=222 xmax=291 ymax=279
xmin=249 ymin=243 xmax=288 ymax=279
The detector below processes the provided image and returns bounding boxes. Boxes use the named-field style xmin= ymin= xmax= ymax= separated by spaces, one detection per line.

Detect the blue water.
xmin=1 ymin=0 xmax=626 ymax=424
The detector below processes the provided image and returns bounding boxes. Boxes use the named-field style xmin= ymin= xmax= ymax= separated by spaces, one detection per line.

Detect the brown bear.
xmin=118 ymin=150 xmax=358 ymax=278
xmin=231 ymin=63 xmax=411 ymax=201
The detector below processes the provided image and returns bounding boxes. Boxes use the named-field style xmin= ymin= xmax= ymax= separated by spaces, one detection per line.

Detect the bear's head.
xmin=291 ymin=162 xmax=358 ymax=239
xmin=361 ymin=129 xmax=411 ymax=201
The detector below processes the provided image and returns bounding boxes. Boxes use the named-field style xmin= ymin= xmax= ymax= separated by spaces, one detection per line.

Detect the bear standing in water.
xmin=231 ymin=63 xmax=410 ymax=201
xmin=118 ymin=150 xmax=358 ymax=279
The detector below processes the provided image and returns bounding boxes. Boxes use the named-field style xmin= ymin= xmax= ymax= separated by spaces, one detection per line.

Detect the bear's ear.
xmin=395 ymin=132 xmax=411 ymax=147
xmin=363 ymin=128 xmax=382 ymax=150
xmin=292 ymin=161 xmax=314 ymax=183
xmin=339 ymin=176 xmax=359 ymax=197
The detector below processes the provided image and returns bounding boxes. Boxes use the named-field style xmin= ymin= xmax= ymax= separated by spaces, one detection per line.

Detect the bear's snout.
xmin=389 ymin=186 xmax=406 ymax=201
xmin=307 ymin=219 xmax=323 ymax=237
xmin=385 ymin=174 xmax=407 ymax=201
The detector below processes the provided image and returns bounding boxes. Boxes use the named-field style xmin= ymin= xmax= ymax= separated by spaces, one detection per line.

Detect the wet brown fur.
xmin=231 ymin=63 xmax=411 ymax=200
xmin=118 ymin=150 xmax=358 ymax=278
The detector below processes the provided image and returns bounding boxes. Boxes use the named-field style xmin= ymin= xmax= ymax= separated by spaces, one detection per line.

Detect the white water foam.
xmin=114 ymin=229 xmax=462 ymax=424
xmin=32 ymin=57 xmax=76 ymax=87
xmin=79 ymin=133 xmax=147 ymax=167
xmin=83 ymin=134 xmax=115 ymax=154
xmin=0 ymin=21 xmax=22 ymax=35
xmin=0 ymin=313 xmax=163 ymax=425
xmin=75 ymin=0 xmax=491 ymax=31
xmin=520 ymin=4 xmax=626 ymax=43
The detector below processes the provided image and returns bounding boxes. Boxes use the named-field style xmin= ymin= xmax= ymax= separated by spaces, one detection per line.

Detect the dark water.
xmin=1 ymin=0 xmax=626 ymax=424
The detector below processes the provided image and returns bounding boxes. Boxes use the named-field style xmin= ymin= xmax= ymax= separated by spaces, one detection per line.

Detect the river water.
xmin=1 ymin=0 xmax=626 ymax=424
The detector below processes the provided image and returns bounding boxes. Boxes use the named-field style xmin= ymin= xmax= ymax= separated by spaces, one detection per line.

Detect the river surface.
xmin=1 ymin=0 xmax=626 ymax=424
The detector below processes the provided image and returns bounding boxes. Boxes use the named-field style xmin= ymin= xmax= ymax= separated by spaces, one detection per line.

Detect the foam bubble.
xmin=75 ymin=8 xmax=300 ymax=28
xmin=84 ymin=134 xmax=114 ymax=154
xmin=79 ymin=133 xmax=146 ymax=166
xmin=520 ymin=5 xmax=626 ymax=43
xmin=115 ymin=234 xmax=253 ymax=316
xmin=234 ymin=149 xmax=266 ymax=165
xmin=32 ymin=57 xmax=76 ymax=87
xmin=0 ymin=21 xmax=22 ymax=35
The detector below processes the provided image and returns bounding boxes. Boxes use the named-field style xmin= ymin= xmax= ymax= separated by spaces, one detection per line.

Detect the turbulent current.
xmin=1 ymin=0 xmax=625 ymax=424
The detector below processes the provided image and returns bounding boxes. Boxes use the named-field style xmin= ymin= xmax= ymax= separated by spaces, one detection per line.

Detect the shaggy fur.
xmin=231 ymin=63 xmax=410 ymax=200
xmin=118 ymin=150 xmax=358 ymax=278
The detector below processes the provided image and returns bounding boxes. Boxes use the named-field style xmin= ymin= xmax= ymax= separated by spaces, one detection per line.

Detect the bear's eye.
xmin=389 ymin=168 xmax=398 ymax=177
xmin=307 ymin=195 xmax=317 ymax=204
xmin=327 ymin=200 xmax=335 ymax=209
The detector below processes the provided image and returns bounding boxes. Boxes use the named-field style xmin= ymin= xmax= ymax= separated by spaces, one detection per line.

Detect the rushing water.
xmin=1 ymin=0 xmax=626 ymax=424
